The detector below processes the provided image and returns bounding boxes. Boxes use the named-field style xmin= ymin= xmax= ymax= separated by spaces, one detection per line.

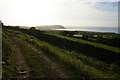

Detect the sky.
xmin=0 ymin=0 xmax=119 ymax=27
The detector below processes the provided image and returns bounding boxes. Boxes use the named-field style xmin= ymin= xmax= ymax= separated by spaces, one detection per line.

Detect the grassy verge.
xmin=2 ymin=32 xmax=17 ymax=79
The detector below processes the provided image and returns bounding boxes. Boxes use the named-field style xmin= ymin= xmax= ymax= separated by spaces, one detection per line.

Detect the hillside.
xmin=35 ymin=25 xmax=65 ymax=30
xmin=2 ymin=26 xmax=120 ymax=79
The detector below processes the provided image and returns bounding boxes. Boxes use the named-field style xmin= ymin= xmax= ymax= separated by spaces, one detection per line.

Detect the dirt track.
xmin=11 ymin=37 xmax=71 ymax=78
xmin=12 ymin=41 xmax=29 ymax=79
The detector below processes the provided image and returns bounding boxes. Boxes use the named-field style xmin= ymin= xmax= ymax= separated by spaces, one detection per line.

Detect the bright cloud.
xmin=0 ymin=0 xmax=118 ymax=27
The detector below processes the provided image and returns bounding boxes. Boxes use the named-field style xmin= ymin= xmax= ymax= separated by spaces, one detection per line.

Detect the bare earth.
xmin=12 ymin=42 xmax=29 ymax=79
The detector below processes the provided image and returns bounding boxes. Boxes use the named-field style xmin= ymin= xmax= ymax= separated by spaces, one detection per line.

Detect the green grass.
xmin=46 ymin=33 xmax=120 ymax=53
xmin=12 ymin=30 xmax=120 ymax=78
xmin=2 ymin=32 xmax=17 ymax=79
xmin=4 ymin=28 xmax=120 ymax=78
xmin=4 ymin=29 xmax=72 ymax=78
xmin=3 ymin=29 xmax=46 ymax=78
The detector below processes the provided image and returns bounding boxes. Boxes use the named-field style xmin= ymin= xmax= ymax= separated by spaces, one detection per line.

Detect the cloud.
xmin=55 ymin=1 xmax=118 ymax=27
xmin=0 ymin=0 xmax=118 ymax=27
xmin=92 ymin=2 xmax=118 ymax=12
xmin=75 ymin=0 xmax=119 ymax=2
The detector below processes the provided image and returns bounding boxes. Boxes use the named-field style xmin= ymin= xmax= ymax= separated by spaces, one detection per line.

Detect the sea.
xmin=56 ymin=27 xmax=120 ymax=34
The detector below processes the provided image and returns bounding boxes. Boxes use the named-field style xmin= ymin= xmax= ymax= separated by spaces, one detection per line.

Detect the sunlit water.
xmin=55 ymin=27 xmax=119 ymax=34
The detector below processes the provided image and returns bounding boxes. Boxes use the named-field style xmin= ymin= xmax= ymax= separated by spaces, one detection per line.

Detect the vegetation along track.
xmin=11 ymin=38 xmax=30 ymax=79
xmin=2 ymin=27 xmax=120 ymax=79
xmin=15 ymin=28 xmax=120 ymax=66
xmin=13 ymin=37 xmax=70 ymax=78
xmin=3 ymin=29 xmax=74 ymax=79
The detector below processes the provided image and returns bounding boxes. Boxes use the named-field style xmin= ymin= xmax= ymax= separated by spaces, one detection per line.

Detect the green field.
xmin=2 ymin=26 xmax=120 ymax=79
